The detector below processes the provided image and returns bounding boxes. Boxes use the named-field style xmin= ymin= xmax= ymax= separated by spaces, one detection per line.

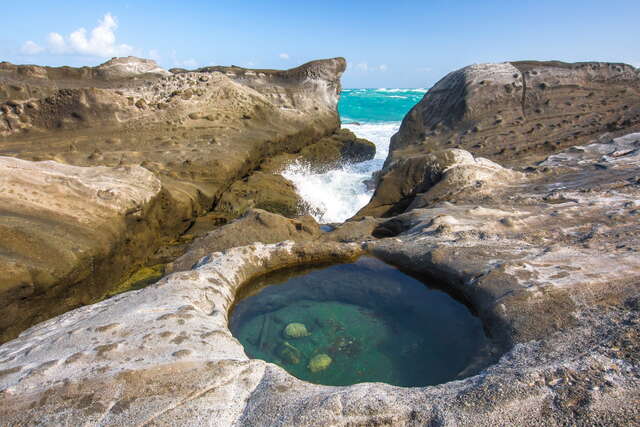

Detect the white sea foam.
xmin=281 ymin=122 xmax=399 ymax=223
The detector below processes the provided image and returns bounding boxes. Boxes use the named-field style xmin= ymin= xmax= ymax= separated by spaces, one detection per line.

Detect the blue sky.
xmin=1 ymin=0 xmax=639 ymax=88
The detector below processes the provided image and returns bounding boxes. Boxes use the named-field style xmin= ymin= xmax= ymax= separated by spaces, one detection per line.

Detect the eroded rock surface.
xmin=168 ymin=209 xmax=321 ymax=273
xmin=1 ymin=134 xmax=639 ymax=425
xmin=0 ymin=156 xmax=174 ymax=343
xmin=388 ymin=61 xmax=640 ymax=168
xmin=358 ymin=148 xmax=520 ymax=217
xmin=0 ymin=56 xmax=350 ymax=341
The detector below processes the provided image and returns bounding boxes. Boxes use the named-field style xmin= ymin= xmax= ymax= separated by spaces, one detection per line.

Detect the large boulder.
xmin=387 ymin=61 xmax=640 ymax=168
xmin=357 ymin=148 xmax=520 ymax=217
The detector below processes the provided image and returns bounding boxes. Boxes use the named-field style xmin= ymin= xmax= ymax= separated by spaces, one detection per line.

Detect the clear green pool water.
xmin=229 ymin=257 xmax=491 ymax=387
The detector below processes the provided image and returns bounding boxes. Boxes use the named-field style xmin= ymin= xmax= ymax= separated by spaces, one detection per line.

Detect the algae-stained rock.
xmin=283 ymin=322 xmax=311 ymax=338
xmin=307 ymin=353 xmax=332 ymax=372
xmin=277 ymin=341 xmax=302 ymax=364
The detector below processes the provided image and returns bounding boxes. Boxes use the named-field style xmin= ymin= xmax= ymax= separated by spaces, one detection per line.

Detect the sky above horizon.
xmin=1 ymin=0 xmax=639 ymax=88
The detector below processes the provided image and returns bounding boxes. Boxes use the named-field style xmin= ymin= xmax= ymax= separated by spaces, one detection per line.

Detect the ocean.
xmin=282 ymin=88 xmax=426 ymax=223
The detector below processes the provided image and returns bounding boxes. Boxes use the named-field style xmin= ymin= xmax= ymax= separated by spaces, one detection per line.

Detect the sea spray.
xmin=282 ymin=88 xmax=424 ymax=223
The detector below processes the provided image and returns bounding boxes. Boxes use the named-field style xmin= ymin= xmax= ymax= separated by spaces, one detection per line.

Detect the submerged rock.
xmin=283 ymin=322 xmax=311 ymax=339
xmin=277 ymin=341 xmax=302 ymax=365
xmin=307 ymin=354 xmax=332 ymax=373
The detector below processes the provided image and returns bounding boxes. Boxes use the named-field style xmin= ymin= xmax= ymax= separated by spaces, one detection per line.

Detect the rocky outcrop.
xmin=260 ymin=128 xmax=376 ymax=173
xmin=167 ymin=209 xmax=321 ymax=272
xmin=357 ymin=148 xmax=520 ymax=217
xmin=388 ymin=61 xmax=640 ymax=167
xmin=359 ymin=61 xmax=640 ymax=217
xmin=1 ymin=134 xmax=638 ymax=425
xmin=0 ymin=59 xmax=640 ymax=426
xmin=0 ymin=56 xmax=348 ymax=341
xmin=0 ymin=156 xmax=179 ymax=343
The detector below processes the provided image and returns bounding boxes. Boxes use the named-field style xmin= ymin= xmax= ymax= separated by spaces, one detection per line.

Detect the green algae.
xmin=99 ymin=264 xmax=165 ymax=301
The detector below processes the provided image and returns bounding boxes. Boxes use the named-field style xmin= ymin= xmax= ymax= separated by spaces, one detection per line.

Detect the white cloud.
xmin=279 ymin=53 xmax=289 ymax=60
xmin=21 ymin=41 xmax=43 ymax=54
xmin=21 ymin=13 xmax=134 ymax=57
xmin=356 ymin=62 xmax=369 ymax=71
xmin=47 ymin=32 xmax=67 ymax=53
xmin=379 ymin=64 xmax=388 ymax=72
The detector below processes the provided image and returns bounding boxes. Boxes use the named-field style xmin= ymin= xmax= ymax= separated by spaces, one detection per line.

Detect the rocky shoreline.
xmin=0 ymin=56 xmax=368 ymax=342
xmin=1 ymin=59 xmax=639 ymax=425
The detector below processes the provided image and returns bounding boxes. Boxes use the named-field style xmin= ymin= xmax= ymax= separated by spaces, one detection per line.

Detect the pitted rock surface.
xmin=0 ymin=57 xmax=350 ymax=341
xmin=389 ymin=61 xmax=640 ymax=167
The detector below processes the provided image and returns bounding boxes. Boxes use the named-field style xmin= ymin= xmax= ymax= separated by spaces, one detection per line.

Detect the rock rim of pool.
xmin=1 ymin=231 xmax=638 ymax=424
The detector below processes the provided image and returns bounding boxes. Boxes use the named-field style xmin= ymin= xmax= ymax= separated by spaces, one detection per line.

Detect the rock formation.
xmin=1 ymin=133 xmax=638 ymax=425
xmin=167 ymin=209 xmax=321 ymax=273
xmin=0 ymin=56 xmax=353 ymax=341
xmin=0 ymin=60 xmax=639 ymax=425
xmin=358 ymin=61 xmax=640 ymax=217
xmin=389 ymin=61 xmax=640 ymax=167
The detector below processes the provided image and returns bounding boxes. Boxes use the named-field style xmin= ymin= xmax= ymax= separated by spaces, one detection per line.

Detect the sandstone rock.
xmin=386 ymin=61 xmax=640 ymax=169
xmin=1 ymin=60 xmax=639 ymax=425
xmin=167 ymin=209 xmax=321 ymax=272
xmin=357 ymin=148 xmax=520 ymax=217
xmin=214 ymin=172 xmax=304 ymax=219
xmin=0 ymin=156 xmax=176 ymax=343
xmin=0 ymin=57 xmax=346 ymax=340
xmin=260 ymin=128 xmax=376 ymax=174
xmin=369 ymin=133 xmax=640 ymax=348
xmin=321 ymin=216 xmax=382 ymax=242
xmin=1 ymin=164 xmax=638 ymax=427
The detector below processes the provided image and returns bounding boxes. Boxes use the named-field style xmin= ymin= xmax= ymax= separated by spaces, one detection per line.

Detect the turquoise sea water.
xmin=339 ymin=88 xmax=426 ymax=123
xmin=229 ymin=257 xmax=489 ymax=387
xmin=282 ymin=88 xmax=426 ymax=223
